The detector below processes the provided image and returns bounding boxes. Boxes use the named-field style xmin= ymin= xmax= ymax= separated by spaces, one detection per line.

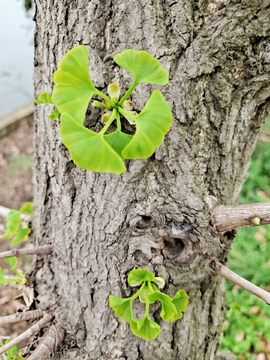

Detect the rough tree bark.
xmin=33 ymin=1 xmax=270 ymax=359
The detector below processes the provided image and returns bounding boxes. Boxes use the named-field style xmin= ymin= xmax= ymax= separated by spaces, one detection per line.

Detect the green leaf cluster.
xmin=36 ymin=46 xmax=173 ymax=175
xmin=0 ymin=203 xmax=33 ymax=291
xmin=0 ymin=202 xmax=33 ymax=245
xmin=35 ymin=93 xmax=59 ymax=122
xmin=0 ymin=341 xmax=23 ymax=360
xmin=109 ymin=269 xmax=188 ymax=341
xmin=0 ymin=257 xmax=26 ymax=289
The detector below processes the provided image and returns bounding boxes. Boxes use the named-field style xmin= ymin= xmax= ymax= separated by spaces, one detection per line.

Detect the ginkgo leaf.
xmin=12 ymin=228 xmax=30 ymax=246
xmin=128 ymin=269 xmax=156 ymax=287
xmin=52 ymin=45 xmax=97 ymax=124
xmin=104 ymin=130 xmax=133 ymax=158
xmin=139 ymin=285 xmax=148 ymax=303
xmin=60 ymin=113 xmax=126 ymax=175
xmin=0 ymin=267 xmax=5 ymax=282
xmin=171 ymin=290 xmax=189 ymax=320
xmin=35 ymin=92 xmax=53 ymax=104
xmin=4 ymin=257 xmax=17 ymax=270
xmin=6 ymin=211 xmax=21 ymax=234
xmin=48 ymin=109 xmax=60 ymax=122
xmin=147 ymin=292 xmax=177 ymax=322
xmin=153 ymin=277 xmax=165 ymax=289
xmin=108 ymin=84 xmax=120 ymax=103
xmin=19 ymin=202 xmax=33 ymax=216
xmin=6 ymin=342 xmax=20 ymax=360
xmin=114 ymin=49 xmax=168 ymax=85
xmin=109 ymin=296 xmax=133 ymax=322
xmin=121 ymin=91 xmax=173 ymax=159
xmin=130 ymin=316 xmax=160 ymax=340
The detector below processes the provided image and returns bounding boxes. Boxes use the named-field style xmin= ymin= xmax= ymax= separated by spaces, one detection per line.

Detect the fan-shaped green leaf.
xmin=109 ymin=295 xmax=133 ymax=322
xmin=19 ymin=202 xmax=33 ymax=216
xmin=114 ymin=50 xmax=168 ymax=85
xmin=6 ymin=342 xmax=20 ymax=360
xmin=130 ymin=316 xmax=160 ymax=340
xmin=152 ymin=277 xmax=165 ymax=289
xmin=60 ymin=113 xmax=126 ymax=175
xmin=12 ymin=228 xmax=30 ymax=246
xmin=121 ymin=91 xmax=173 ymax=159
xmin=48 ymin=109 xmax=60 ymax=122
xmin=139 ymin=285 xmax=148 ymax=303
xmin=35 ymin=92 xmax=52 ymax=104
xmin=6 ymin=211 xmax=21 ymax=234
xmin=104 ymin=130 xmax=133 ymax=158
xmin=128 ymin=269 xmax=156 ymax=286
xmin=171 ymin=290 xmax=189 ymax=320
xmin=52 ymin=45 xmax=96 ymax=124
xmin=147 ymin=292 xmax=177 ymax=322
xmin=0 ymin=267 xmax=6 ymax=282
xmin=4 ymin=257 xmax=17 ymax=270
xmin=108 ymin=84 xmax=120 ymax=103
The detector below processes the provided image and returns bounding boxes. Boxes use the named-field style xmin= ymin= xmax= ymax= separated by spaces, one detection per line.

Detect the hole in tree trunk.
xmin=136 ymin=216 xmax=155 ymax=229
xmin=162 ymin=238 xmax=184 ymax=259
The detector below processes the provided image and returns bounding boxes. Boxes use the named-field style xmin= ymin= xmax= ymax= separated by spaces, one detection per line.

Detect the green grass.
xmin=221 ymin=118 xmax=270 ymax=359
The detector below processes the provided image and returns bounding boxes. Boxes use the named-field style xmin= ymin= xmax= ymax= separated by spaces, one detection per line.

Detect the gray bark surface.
xmin=33 ymin=0 xmax=270 ymax=359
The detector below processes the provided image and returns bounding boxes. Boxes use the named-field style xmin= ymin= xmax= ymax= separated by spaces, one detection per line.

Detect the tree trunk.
xmin=33 ymin=1 xmax=270 ymax=359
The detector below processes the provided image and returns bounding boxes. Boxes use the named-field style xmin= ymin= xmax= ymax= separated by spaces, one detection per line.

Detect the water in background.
xmin=0 ymin=0 xmax=34 ymax=117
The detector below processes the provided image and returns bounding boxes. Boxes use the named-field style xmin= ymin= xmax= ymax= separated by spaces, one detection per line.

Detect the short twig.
xmin=0 ymin=309 xmax=44 ymax=327
xmin=0 ymin=245 xmax=53 ymax=260
xmin=212 ymin=261 xmax=270 ymax=305
xmin=0 ymin=314 xmax=53 ymax=355
xmin=27 ymin=324 xmax=65 ymax=360
xmin=211 ymin=202 xmax=270 ymax=233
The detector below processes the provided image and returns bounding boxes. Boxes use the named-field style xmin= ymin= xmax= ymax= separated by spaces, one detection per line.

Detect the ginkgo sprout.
xmin=109 ymin=269 xmax=188 ymax=341
xmin=35 ymin=46 xmax=173 ymax=175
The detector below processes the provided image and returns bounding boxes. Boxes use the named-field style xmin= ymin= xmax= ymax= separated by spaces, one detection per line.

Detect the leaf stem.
xmin=118 ymin=107 xmax=137 ymax=121
xmin=0 ymin=278 xmax=22 ymax=284
xmin=116 ymin=112 xmax=121 ymax=131
xmin=99 ymin=108 xmax=117 ymax=136
xmin=130 ymin=282 xmax=146 ymax=301
xmin=118 ymin=81 xmax=137 ymax=106
xmin=92 ymin=101 xmax=112 ymax=110
xmin=148 ymin=281 xmax=159 ymax=294
xmin=95 ymin=89 xmax=115 ymax=107
xmin=145 ymin=283 xmax=150 ymax=318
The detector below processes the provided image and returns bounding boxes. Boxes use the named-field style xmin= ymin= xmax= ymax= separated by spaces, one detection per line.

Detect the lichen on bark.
xmin=33 ymin=0 xmax=270 ymax=359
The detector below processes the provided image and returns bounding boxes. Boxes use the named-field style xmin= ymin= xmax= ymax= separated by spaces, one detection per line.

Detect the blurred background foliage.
xmin=221 ymin=118 xmax=270 ymax=360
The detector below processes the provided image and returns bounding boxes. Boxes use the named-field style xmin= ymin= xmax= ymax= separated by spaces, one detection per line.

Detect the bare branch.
xmin=27 ymin=324 xmax=65 ymax=360
xmin=0 ymin=309 xmax=44 ymax=327
xmin=0 ymin=314 xmax=53 ymax=355
xmin=0 ymin=245 xmax=53 ymax=260
xmin=212 ymin=261 xmax=270 ymax=305
xmin=211 ymin=202 xmax=270 ymax=233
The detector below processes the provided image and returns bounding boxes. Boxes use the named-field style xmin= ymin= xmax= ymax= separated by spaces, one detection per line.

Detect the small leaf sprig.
xmin=35 ymin=46 xmax=173 ymax=175
xmin=0 ymin=257 xmax=26 ymax=289
xmin=0 ymin=202 xmax=33 ymax=246
xmin=0 ymin=203 xmax=33 ymax=290
xmin=109 ymin=269 xmax=188 ymax=341
xmin=0 ymin=341 xmax=23 ymax=360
